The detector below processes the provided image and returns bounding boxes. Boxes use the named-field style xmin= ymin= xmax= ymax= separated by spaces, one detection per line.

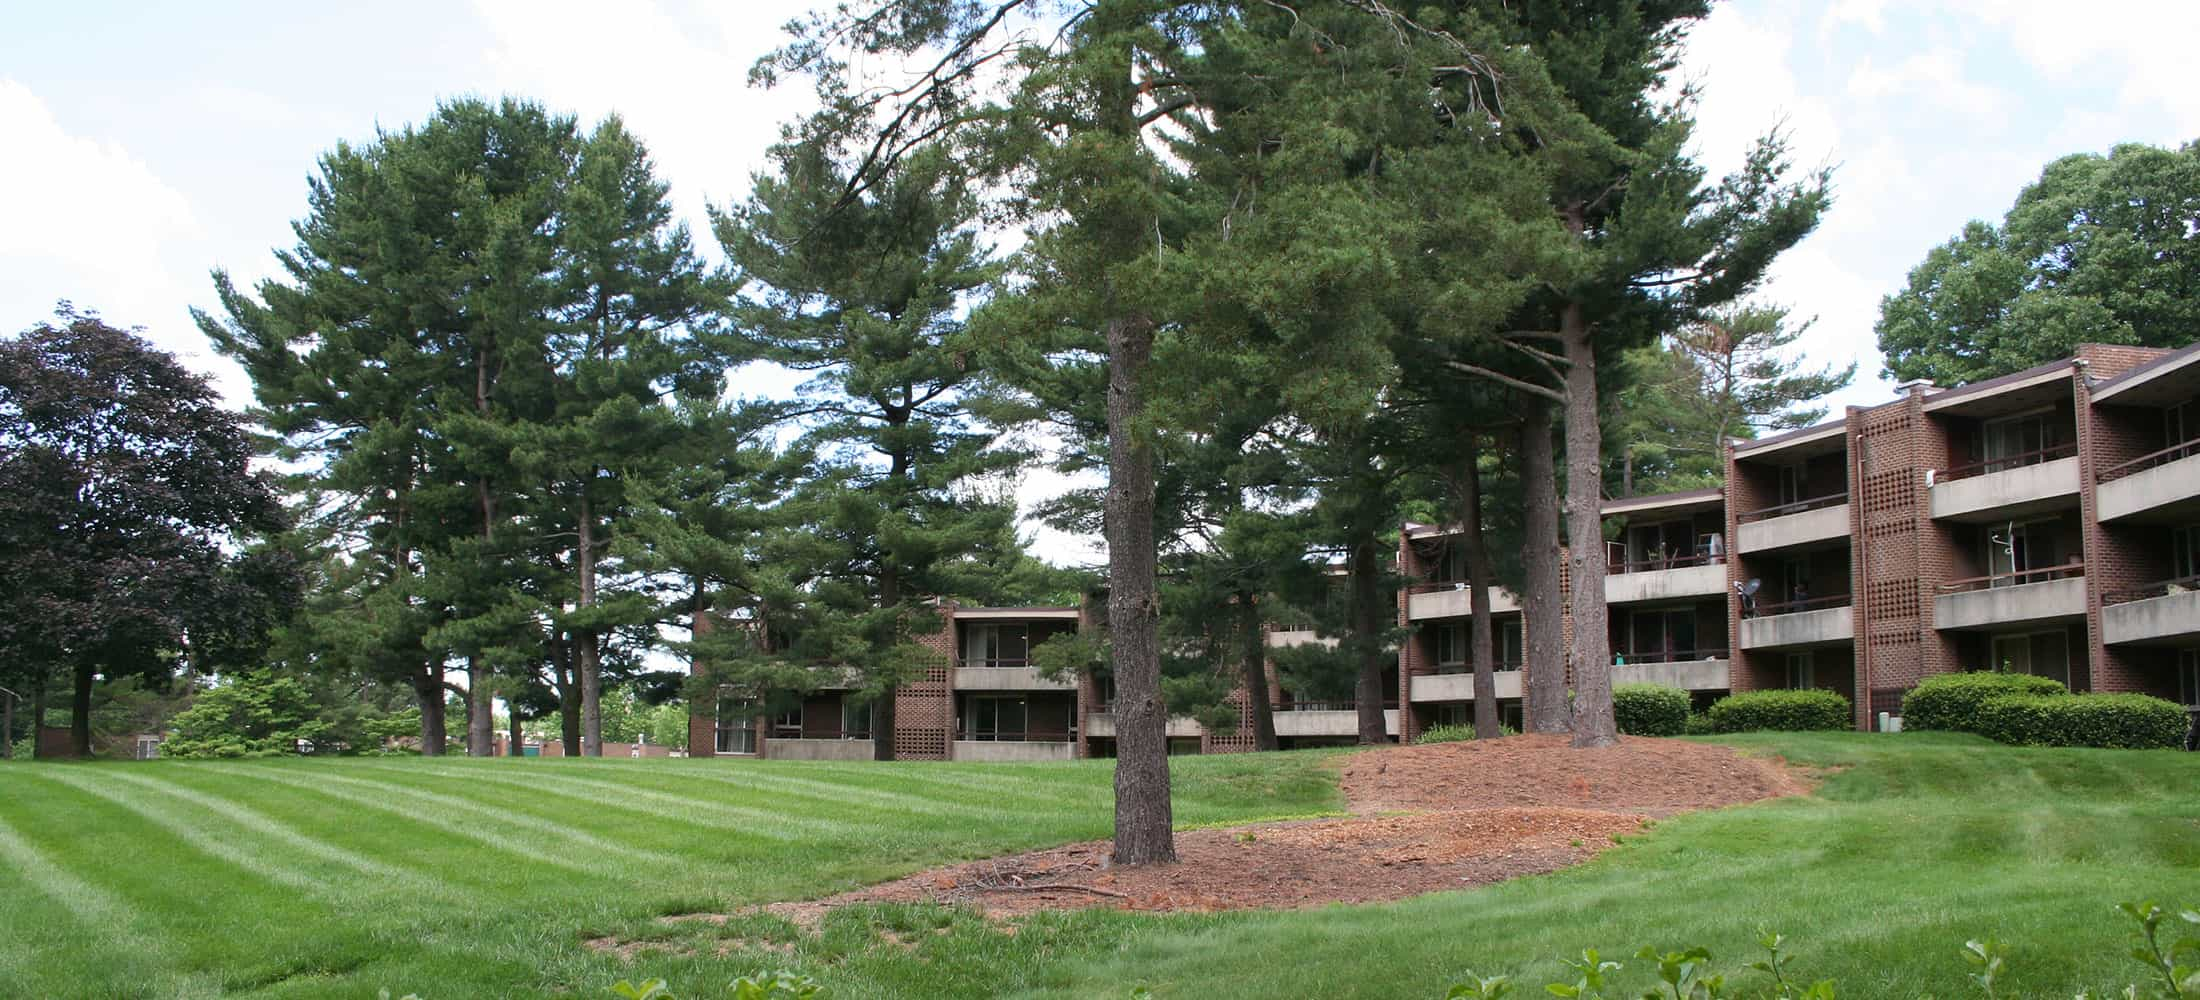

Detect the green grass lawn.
xmin=0 ymin=734 xmax=2193 ymax=999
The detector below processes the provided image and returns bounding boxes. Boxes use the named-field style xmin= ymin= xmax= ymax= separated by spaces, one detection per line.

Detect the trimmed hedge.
xmin=1706 ymin=689 xmax=1852 ymax=733
xmin=1901 ymin=671 xmax=2068 ymax=733
xmin=1974 ymin=693 xmax=2188 ymax=750
xmin=1415 ymin=723 xmax=1518 ymax=745
xmin=1613 ymin=683 xmax=1691 ymax=737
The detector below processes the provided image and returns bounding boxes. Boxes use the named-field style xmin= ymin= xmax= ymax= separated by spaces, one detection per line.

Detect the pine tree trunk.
xmin=415 ymin=666 xmax=447 ymax=756
xmin=1236 ymin=591 xmax=1278 ymax=752
xmin=577 ymin=492 xmax=602 ymax=757
xmin=1104 ymin=311 xmax=1175 ymax=867
xmin=509 ymin=699 xmax=525 ymax=757
xmin=552 ymin=634 xmax=581 ymax=757
xmin=1349 ymin=536 xmax=1389 ymax=746
xmin=1520 ymin=397 xmax=1571 ymax=733
xmin=70 ymin=661 xmax=93 ymax=758
xmin=1562 ymin=295 xmax=1617 ymax=748
xmin=1459 ymin=440 xmax=1501 ymax=740
xmin=467 ymin=657 xmax=493 ymax=757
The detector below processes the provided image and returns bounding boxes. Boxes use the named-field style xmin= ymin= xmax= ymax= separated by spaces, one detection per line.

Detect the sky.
xmin=5 ymin=0 xmax=2197 ymax=564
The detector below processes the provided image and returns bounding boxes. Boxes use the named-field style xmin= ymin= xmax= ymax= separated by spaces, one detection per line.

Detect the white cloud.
xmin=1940 ymin=0 xmax=2200 ymax=135
xmin=1846 ymin=47 xmax=2008 ymax=118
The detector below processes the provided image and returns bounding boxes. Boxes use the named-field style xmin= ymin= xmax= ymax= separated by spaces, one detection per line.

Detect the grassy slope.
xmin=0 ymin=735 xmax=2193 ymax=999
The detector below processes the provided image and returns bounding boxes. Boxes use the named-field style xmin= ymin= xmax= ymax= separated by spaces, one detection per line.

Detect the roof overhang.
xmin=2091 ymin=342 xmax=2200 ymax=407
xmin=1602 ymin=487 xmax=1724 ymax=519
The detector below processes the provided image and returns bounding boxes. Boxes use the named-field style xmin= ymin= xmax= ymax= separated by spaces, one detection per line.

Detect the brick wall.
xmin=895 ymin=602 xmax=958 ymax=760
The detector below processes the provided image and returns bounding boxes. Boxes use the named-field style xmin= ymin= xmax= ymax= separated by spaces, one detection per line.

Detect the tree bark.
xmin=1348 ymin=536 xmax=1390 ymax=746
xmin=1104 ymin=311 xmax=1175 ymax=867
xmin=1 ymin=684 xmax=14 ymax=759
xmin=577 ymin=492 xmax=603 ymax=757
xmin=509 ymin=693 xmax=525 ymax=757
xmin=1561 ymin=289 xmax=1618 ymax=748
xmin=467 ymin=657 xmax=493 ymax=756
xmin=414 ymin=665 xmax=448 ymax=756
xmin=552 ymin=633 xmax=581 ymax=757
xmin=872 ymin=563 xmax=900 ymax=761
xmin=70 ymin=661 xmax=93 ymax=758
xmin=1236 ymin=591 xmax=1278 ymax=752
xmin=1458 ymin=439 xmax=1501 ymax=740
xmin=1519 ymin=397 xmax=1571 ymax=733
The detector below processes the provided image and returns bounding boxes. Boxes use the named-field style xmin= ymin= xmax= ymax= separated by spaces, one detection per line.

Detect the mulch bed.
xmin=638 ymin=735 xmax=1807 ymax=937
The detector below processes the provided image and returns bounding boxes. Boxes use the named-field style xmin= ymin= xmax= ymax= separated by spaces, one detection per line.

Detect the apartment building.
xmin=1401 ymin=341 xmax=2200 ymax=736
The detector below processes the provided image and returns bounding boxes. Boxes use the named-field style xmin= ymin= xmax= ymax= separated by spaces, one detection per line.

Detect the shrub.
xmin=1974 ymin=693 xmax=2187 ymax=750
xmin=1612 ymin=683 xmax=1690 ymax=737
xmin=1705 ymin=689 xmax=1851 ymax=733
xmin=1681 ymin=712 xmax=1715 ymax=736
xmin=1415 ymin=723 xmax=1517 ymax=745
xmin=1901 ymin=671 xmax=2068 ymax=733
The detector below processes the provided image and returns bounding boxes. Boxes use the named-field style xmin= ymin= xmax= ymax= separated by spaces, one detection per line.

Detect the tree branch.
xmin=1444 ymin=361 xmax=1566 ymax=403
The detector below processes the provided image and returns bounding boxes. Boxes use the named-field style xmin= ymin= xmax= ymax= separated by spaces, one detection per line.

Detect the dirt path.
xmin=696 ymin=736 xmax=1804 ymax=929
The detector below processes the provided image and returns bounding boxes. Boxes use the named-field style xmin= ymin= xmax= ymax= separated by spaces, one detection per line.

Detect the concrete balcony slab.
xmin=1266 ymin=628 xmax=1336 ymax=649
xmin=951 ymin=666 xmax=1075 ymax=690
xmin=1085 ymin=712 xmax=1201 ymax=738
xmin=1736 ymin=504 xmax=1850 ymax=554
xmin=1405 ymin=586 xmax=1521 ymax=621
xmin=1739 ymin=606 xmax=1854 ymax=650
xmin=952 ymin=740 xmax=1075 ymax=762
xmin=2097 ymin=451 xmax=2200 ymax=523
xmin=1930 ymin=456 xmax=2080 ymax=522
xmin=1409 ymin=670 xmax=1524 ymax=703
xmin=764 ymin=738 xmax=874 ymax=761
xmin=1933 ymin=577 xmax=2086 ymax=631
xmin=1603 ymin=562 xmax=1727 ymax=605
xmin=2102 ymin=590 xmax=2200 ymax=646
xmin=1613 ymin=658 xmax=1729 ymax=691
xmin=1271 ymin=709 xmax=1398 ymax=738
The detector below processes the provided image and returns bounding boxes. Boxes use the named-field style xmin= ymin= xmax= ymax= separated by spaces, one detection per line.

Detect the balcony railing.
xmin=1608 ymin=551 xmax=1724 ymax=575
xmin=1941 ymin=441 xmax=2077 ymax=482
xmin=2098 ymin=436 xmax=2200 ymax=483
xmin=1278 ymin=699 xmax=1400 ymax=712
xmin=960 ymin=727 xmax=1075 ymax=742
xmin=1432 ymin=660 xmax=1524 ymax=675
xmin=1612 ymin=647 xmax=1722 ymax=665
xmin=1738 ymin=492 xmax=1849 ymax=524
xmin=1746 ymin=593 xmax=1853 ymax=618
xmin=2103 ymin=573 xmax=2200 ymax=606
xmin=1939 ymin=563 xmax=2085 ymax=593
xmin=960 ymin=657 xmax=1032 ymax=669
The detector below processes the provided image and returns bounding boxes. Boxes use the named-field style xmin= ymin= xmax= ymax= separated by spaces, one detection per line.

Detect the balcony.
xmin=1930 ymin=447 xmax=2079 ymax=522
xmin=1738 ymin=595 xmax=1854 ymax=650
xmin=1272 ymin=702 xmax=1399 ymax=738
xmin=1409 ymin=669 xmax=1524 ymax=703
xmin=1603 ymin=555 xmax=1727 ymax=605
xmin=1404 ymin=584 xmax=1521 ymax=621
xmin=1266 ymin=627 xmax=1336 ymax=649
xmin=952 ymin=662 xmax=1075 ymax=690
xmin=1612 ymin=655 xmax=1728 ymax=691
xmin=2096 ymin=439 xmax=2200 ymax=523
xmin=952 ymin=740 xmax=1075 ymax=762
xmin=1084 ymin=711 xmax=1202 ymax=738
xmin=1933 ymin=566 xmax=2087 ymax=631
xmin=1735 ymin=494 xmax=1850 ymax=554
xmin=764 ymin=738 xmax=875 ymax=761
xmin=2101 ymin=576 xmax=2200 ymax=646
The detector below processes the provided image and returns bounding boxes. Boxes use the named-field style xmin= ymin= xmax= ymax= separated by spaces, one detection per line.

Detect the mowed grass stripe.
xmin=0 ymin=809 xmax=145 ymax=941
xmin=544 ymin=759 xmax=1027 ymax=819
xmin=91 ymin=768 xmax=448 ymax=896
xmin=262 ymin=765 xmax=689 ymax=867
xmin=221 ymin=766 xmax=603 ymax=875
xmin=358 ymin=762 xmax=835 ymax=842
xmin=791 ymin=759 xmax=1111 ymax=806
xmin=27 ymin=769 xmax=339 ymax=897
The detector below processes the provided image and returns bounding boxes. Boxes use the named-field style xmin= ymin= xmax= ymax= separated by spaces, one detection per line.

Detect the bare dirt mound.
xmin=620 ymin=736 xmax=1806 ymax=942
xmin=1342 ymin=733 xmax=1810 ymax=817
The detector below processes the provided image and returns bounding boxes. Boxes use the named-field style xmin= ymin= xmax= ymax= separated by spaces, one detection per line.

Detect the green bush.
xmin=1705 ymin=689 xmax=1851 ymax=733
xmin=1612 ymin=683 xmax=1690 ymax=737
xmin=1901 ymin=671 xmax=2068 ymax=733
xmin=1415 ymin=723 xmax=1516 ymax=745
xmin=1681 ymin=712 xmax=1715 ymax=736
xmin=1974 ymin=692 xmax=2188 ymax=750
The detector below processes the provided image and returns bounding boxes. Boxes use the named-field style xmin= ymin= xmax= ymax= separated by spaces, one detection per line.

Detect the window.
xmin=1625 ymin=607 xmax=1699 ymax=663
xmin=1785 ymin=652 xmax=1815 ymax=690
xmin=1777 ymin=464 xmax=1806 ymax=507
xmin=772 ymin=705 xmax=803 ymax=740
xmin=1433 ymin=623 xmax=1467 ymax=669
xmin=714 ymin=695 xmax=758 ymax=755
xmin=1991 ymin=630 xmax=2071 ymax=686
xmin=1434 ymin=702 xmax=1469 ymax=728
xmin=1980 ymin=409 xmax=2068 ymax=471
xmin=1167 ymin=737 xmax=1202 ymax=756
xmin=1437 ymin=543 xmax=1468 ymax=583
xmin=841 ymin=698 xmax=871 ymax=740
xmin=2177 ymin=649 xmax=2200 ymax=707
xmin=1625 ymin=520 xmax=1695 ymax=568
xmin=1498 ymin=619 xmax=1524 ymax=670
xmin=1984 ymin=519 xmax=2061 ymax=585
xmin=2167 ymin=399 xmax=2200 ymax=448
xmin=2175 ymin=526 xmax=2200 ymax=582
xmin=1781 ymin=556 xmax=1813 ymax=607
xmin=965 ymin=695 xmax=1029 ymax=741
xmin=962 ymin=623 xmax=1032 ymax=668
